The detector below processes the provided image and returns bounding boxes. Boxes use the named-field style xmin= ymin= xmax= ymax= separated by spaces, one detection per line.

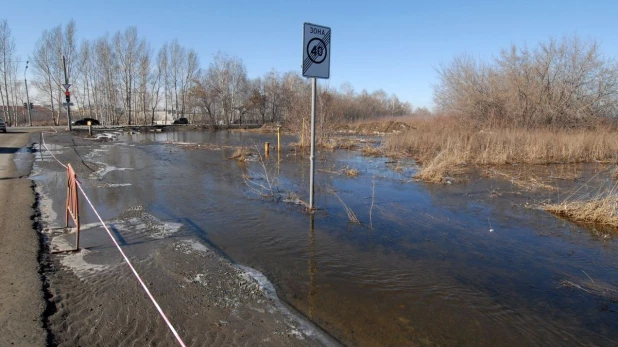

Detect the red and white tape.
xmin=40 ymin=131 xmax=186 ymax=347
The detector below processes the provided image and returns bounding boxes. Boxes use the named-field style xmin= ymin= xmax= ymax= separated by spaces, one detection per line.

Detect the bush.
xmin=434 ymin=36 xmax=618 ymax=129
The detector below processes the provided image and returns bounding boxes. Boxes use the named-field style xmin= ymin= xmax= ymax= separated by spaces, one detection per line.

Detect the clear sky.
xmin=4 ymin=0 xmax=618 ymax=109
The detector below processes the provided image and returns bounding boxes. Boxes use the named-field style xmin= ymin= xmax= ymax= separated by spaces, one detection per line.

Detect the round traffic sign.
xmin=307 ymin=38 xmax=327 ymax=64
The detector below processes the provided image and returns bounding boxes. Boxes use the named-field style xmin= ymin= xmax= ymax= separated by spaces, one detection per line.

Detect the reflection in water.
xmin=308 ymin=214 xmax=317 ymax=319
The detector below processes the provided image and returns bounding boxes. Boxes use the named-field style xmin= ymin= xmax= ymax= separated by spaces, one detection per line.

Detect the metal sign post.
xmin=309 ymin=78 xmax=317 ymax=209
xmin=303 ymin=23 xmax=331 ymax=210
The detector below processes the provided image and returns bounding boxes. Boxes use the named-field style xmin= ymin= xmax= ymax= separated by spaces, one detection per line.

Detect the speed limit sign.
xmin=302 ymin=23 xmax=331 ymax=79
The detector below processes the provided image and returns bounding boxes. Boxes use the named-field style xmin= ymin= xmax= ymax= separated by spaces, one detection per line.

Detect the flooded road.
xmin=36 ymin=130 xmax=618 ymax=346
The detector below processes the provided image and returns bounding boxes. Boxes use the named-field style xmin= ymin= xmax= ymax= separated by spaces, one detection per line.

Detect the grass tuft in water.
xmin=544 ymin=183 xmax=618 ymax=228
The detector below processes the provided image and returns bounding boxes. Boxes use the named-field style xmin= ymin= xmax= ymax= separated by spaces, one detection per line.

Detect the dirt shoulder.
xmin=0 ymin=130 xmax=47 ymax=347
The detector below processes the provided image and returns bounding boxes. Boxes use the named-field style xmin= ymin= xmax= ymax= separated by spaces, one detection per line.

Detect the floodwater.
xmin=35 ymin=130 xmax=618 ymax=346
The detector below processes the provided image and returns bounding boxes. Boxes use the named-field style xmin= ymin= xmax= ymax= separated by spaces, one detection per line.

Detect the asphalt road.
xmin=0 ymin=129 xmax=46 ymax=346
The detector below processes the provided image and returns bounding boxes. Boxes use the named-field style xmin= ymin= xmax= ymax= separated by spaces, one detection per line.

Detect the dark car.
xmin=173 ymin=117 xmax=189 ymax=125
xmin=73 ymin=118 xmax=101 ymax=126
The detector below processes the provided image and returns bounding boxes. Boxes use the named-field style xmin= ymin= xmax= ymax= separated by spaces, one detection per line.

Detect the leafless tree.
xmin=0 ymin=19 xmax=16 ymax=125
xmin=169 ymin=39 xmax=185 ymax=119
xmin=31 ymin=30 xmax=59 ymax=124
xmin=435 ymin=36 xmax=618 ymax=129
xmin=114 ymin=27 xmax=145 ymax=125
xmin=142 ymin=46 xmax=163 ymax=125
xmin=207 ymin=52 xmax=248 ymax=125
xmin=248 ymin=77 xmax=267 ymax=124
xmin=193 ymin=63 xmax=223 ymax=126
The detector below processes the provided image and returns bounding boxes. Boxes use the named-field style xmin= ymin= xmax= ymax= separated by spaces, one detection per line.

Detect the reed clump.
xmin=343 ymin=166 xmax=360 ymax=178
xmin=385 ymin=117 xmax=618 ymax=183
xmin=229 ymin=147 xmax=253 ymax=161
xmin=361 ymin=146 xmax=383 ymax=157
xmin=544 ymin=185 xmax=618 ymax=227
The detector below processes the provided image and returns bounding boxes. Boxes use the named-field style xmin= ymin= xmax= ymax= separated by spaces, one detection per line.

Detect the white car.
xmin=0 ymin=119 xmax=6 ymax=133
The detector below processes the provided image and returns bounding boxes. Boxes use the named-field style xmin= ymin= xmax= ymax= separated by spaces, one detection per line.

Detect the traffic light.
xmin=29 ymin=103 xmax=34 ymax=110
xmin=23 ymin=102 xmax=27 ymax=108
xmin=65 ymin=91 xmax=70 ymax=103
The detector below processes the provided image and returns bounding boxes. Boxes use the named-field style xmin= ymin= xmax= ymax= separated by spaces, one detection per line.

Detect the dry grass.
xmin=326 ymin=186 xmax=360 ymax=224
xmin=229 ymin=147 xmax=254 ymax=161
xmin=346 ymin=116 xmax=421 ymax=127
xmin=544 ymin=197 xmax=618 ymax=227
xmin=487 ymin=169 xmax=556 ymax=191
xmin=613 ymin=166 xmax=618 ymax=180
xmin=361 ymin=146 xmax=383 ymax=157
xmin=385 ymin=117 xmax=618 ymax=182
xmin=318 ymin=165 xmax=360 ymax=178
xmin=544 ymin=183 xmax=618 ymax=227
xmin=343 ymin=166 xmax=360 ymax=178
xmin=309 ymin=137 xmax=362 ymax=151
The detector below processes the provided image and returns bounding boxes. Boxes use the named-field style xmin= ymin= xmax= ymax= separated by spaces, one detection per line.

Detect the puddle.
xmin=33 ymin=130 xmax=618 ymax=346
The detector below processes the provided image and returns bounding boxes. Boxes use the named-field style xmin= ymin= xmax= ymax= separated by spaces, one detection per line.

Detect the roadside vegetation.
xmin=383 ymin=36 xmax=618 ymax=227
xmin=385 ymin=118 xmax=618 ymax=182
xmin=387 ymin=36 xmax=618 ymax=181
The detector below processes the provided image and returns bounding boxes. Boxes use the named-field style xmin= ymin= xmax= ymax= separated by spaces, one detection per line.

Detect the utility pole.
xmin=63 ymin=56 xmax=73 ymax=130
xmin=24 ymin=61 xmax=32 ymax=126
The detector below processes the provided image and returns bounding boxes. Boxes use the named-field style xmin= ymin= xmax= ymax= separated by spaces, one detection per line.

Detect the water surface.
xmin=36 ymin=130 xmax=618 ymax=346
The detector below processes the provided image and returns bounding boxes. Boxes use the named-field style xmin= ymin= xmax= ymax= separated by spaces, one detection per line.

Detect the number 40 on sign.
xmin=302 ymin=23 xmax=331 ymax=79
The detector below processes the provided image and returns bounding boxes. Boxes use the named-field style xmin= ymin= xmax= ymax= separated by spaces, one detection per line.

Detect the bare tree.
xmin=30 ymin=21 xmax=78 ymax=126
xmin=193 ymin=67 xmax=221 ymax=126
xmin=0 ymin=19 xmax=16 ymax=125
xmin=32 ymin=30 xmax=59 ymax=125
xmin=248 ymin=77 xmax=267 ymax=124
xmin=208 ymin=52 xmax=248 ymax=125
xmin=148 ymin=46 xmax=165 ymax=125
xmin=77 ymin=40 xmax=94 ymax=118
xmin=159 ymin=43 xmax=169 ymax=124
xmin=181 ymin=48 xmax=199 ymax=121
xmin=435 ymin=36 xmax=618 ymax=129
xmin=169 ymin=39 xmax=185 ymax=119
xmin=114 ymin=27 xmax=144 ymax=125
xmin=264 ymin=70 xmax=286 ymax=123
xmin=135 ymin=42 xmax=150 ymax=125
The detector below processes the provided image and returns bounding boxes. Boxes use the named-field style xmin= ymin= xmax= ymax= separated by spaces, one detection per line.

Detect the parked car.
xmin=173 ymin=117 xmax=189 ymax=125
xmin=0 ymin=119 xmax=6 ymax=132
xmin=72 ymin=118 xmax=101 ymax=126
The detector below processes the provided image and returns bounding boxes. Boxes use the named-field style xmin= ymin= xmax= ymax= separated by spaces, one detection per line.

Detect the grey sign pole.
xmin=309 ymin=78 xmax=317 ymax=209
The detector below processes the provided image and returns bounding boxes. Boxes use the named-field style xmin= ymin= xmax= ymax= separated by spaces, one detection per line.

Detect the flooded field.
xmin=34 ymin=130 xmax=618 ymax=346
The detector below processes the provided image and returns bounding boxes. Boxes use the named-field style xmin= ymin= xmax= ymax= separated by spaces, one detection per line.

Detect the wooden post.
xmin=277 ymin=126 xmax=281 ymax=152
xmin=265 ymin=142 xmax=270 ymax=157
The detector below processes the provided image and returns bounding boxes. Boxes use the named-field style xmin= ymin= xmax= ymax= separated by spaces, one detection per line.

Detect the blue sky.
xmin=4 ymin=0 xmax=618 ymax=109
